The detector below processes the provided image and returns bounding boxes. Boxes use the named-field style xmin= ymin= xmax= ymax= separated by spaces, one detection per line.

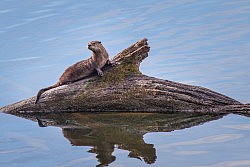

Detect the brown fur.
xmin=35 ymin=41 xmax=109 ymax=104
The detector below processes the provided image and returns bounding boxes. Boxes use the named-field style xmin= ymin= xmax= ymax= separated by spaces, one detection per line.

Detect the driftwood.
xmin=0 ymin=38 xmax=249 ymax=115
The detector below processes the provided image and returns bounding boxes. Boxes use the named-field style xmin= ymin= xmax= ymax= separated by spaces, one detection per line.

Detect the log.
xmin=0 ymin=38 xmax=249 ymax=115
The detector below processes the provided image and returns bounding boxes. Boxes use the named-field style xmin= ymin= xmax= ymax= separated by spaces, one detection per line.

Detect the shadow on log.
xmin=9 ymin=111 xmax=224 ymax=166
xmin=0 ymin=38 xmax=249 ymax=115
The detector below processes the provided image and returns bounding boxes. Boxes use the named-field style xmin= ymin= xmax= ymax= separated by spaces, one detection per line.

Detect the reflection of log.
xmin=7 ymin=112 xmax=224 ymax=165
xmin=0 ymin=38 xmax=249 ymax=114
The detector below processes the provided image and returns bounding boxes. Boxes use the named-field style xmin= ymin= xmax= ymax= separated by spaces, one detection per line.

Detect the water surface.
xmin=0 ymin=0 xmax=250 ymax=105
xmin=1 ymin=112 xmax=250 ymax=167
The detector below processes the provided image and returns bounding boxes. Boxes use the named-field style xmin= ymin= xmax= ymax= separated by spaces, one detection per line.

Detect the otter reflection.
xmin=63 ymin=126 xmax=156 ymax=165
xmin=11 ymin=112 xmax=223 ymax=166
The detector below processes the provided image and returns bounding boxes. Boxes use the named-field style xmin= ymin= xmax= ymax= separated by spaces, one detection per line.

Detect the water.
xmin=1 ymin=1 xmax=250 ymax=166
xmin=0 ymin=0 xmax=250 ymax=105
xmin=0 ymin=112 xmax=250 ymax=167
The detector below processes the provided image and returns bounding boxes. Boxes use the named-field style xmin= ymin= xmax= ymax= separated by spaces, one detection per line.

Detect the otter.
xmin=35 ymin=40 xmax=110 ymax=104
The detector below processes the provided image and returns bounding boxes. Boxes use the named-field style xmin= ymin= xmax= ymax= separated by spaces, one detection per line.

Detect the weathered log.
xmin=0 ymin=38 xmax=249 ymax=115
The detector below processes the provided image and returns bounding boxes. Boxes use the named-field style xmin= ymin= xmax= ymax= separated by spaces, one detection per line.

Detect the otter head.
xmin=87 ymin=41 xmax=102 ymax=52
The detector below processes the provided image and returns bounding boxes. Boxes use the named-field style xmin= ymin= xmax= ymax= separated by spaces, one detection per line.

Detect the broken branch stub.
xmin=111 ymin=38 xmax=150 ymax=66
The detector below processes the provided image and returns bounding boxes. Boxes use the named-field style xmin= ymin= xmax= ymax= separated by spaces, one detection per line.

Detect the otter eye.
xmin=98 ymin=41 xmax=101 ymax=44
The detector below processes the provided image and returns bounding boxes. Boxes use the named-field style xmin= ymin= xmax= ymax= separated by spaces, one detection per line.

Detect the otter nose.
xmin=88 ymin=43 xmax=91 ymax=47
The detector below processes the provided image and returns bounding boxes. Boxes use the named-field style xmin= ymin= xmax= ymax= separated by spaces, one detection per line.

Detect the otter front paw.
xmin=96 ymin=68 xmax=103 ymax=77
xmin=111 ymin=61 xmax=120 ymax=66
xmin=98 ymin=70 xmax=103 ymax=77
xmin=106 ymin=60 xmax=119 ymax=67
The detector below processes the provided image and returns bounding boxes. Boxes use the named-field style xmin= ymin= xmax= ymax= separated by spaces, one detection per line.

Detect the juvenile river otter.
xmin=35 ymin=41 xmax=110 ymax=104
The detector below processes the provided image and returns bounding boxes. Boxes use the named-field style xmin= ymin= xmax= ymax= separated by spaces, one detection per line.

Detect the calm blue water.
xmin=1 ymin=1 xmax=250 ymax=167
xmin=0 ymin=112 xmax=250 ymax=167
xmin=0 ymin=0 xmax=250 ymax=105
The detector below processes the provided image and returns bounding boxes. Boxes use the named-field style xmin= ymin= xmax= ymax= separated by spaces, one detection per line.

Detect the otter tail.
xmin=35 ymin=82 xmax=61 ymax=104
